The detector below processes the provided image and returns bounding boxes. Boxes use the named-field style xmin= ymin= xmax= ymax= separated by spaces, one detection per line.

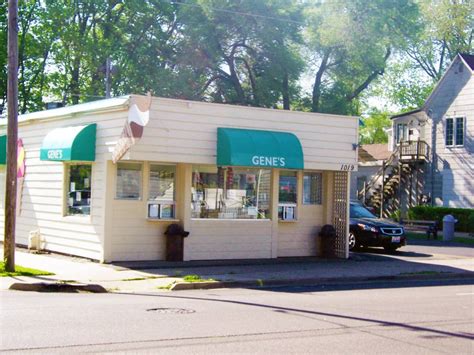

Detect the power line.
xmin=169 ymin=1 xmax=350 ymax=27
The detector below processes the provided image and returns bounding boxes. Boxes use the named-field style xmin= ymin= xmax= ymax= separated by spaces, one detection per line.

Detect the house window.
xmin=116 ymin=162 xmax=142 ymax=199
xmin=66 ymin=164 xmax=92 ymax=216
xmin=191 ymin=166 xmax=271 ymax=219
xmin=303 ymin=172 xmax=322 ymax=205
xmin=147 ymin=164 xmax=176 ymax=219
xmin=455 ymin=117 xmax=464 ymax=146
xmin=395 ymin=123 xmax=408 ymax=143
xmin=278 ymin=170 xmax=297 ymax=220
xmin=446 ymin=117 xmax=465 ymax=147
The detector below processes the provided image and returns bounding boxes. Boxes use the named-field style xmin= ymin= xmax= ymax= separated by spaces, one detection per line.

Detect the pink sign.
xmin=17 ymin=138 xmax=26 ymax=178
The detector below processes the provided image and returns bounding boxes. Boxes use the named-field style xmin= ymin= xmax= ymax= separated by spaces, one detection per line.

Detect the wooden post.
xmin=363 ymin=180 xmax=366 ymax=204
xmin=4 ymin=0 xmax=18 ymax=272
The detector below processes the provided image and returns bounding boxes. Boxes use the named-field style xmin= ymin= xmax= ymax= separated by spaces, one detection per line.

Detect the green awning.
xmin=40 ymin=124 xmax=97 ymax=162
xmin=0 ymin=135 xmax=6 ymax=165
xmin=217 ymin=128 xmax=304 ymax=169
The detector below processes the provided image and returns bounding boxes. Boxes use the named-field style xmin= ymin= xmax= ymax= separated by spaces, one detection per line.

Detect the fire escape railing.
xmin=357 ymin=140 xmax=429 ymax=203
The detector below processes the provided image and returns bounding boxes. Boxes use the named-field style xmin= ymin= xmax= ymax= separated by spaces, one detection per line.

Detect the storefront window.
xmin=278 ymin=171 xmax=297 ymax=220
xmin=191 ymin=166 xmax=271 ymax=219
xmin=67 ymin=164 xmax=92 ymax=216
xmin=148 ymin=164 xmax=176 ymax=219
xmin=303 ymin=172 xmax=322 ymax=205
xmin=116 ymin=162 xmax=142 ymax=200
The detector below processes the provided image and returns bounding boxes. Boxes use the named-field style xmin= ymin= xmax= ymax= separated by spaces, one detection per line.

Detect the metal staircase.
xmin=357 ymin=140 xmax=429 ymax=217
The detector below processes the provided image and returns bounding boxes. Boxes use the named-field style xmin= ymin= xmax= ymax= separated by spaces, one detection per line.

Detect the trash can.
xmin=319 ymin=224 xmax=336 ymax=258
xmin=442 ymin=215 xmax=457 ymax=241
xmin=164 ymin=224 xmax=189 ymax=261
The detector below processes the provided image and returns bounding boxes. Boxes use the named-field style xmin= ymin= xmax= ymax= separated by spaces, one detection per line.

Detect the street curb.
xmin=9 ymin=282 xmax=108 ymax=293
xmin=169 ymin=272 xmax=474 ymax=291
xmin=170 ymin=281 xmax=224 ymax=291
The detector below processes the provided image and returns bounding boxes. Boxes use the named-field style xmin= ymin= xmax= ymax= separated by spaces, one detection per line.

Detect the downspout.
xmin=429 ymin=110 xmax=436 ymax=206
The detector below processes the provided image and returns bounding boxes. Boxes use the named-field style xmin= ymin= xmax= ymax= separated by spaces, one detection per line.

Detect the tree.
xmin=359 ymin=109 xmax=391 ymax=144
xmin=175 ymin=0 xmax=304 ymax=108
xmin=368 ymin=0 xmax=472 ymax=112
xmin=405 ymin=0 xmax=473 ymax=81
xmin=368 ymin=58 xmax=434 ymax=111
xmin=305 ymin=0 xmax=421 ymax=115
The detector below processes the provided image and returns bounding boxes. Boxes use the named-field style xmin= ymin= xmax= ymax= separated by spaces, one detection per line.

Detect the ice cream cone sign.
xmin=17 ymin=138 xmax=26 ymax=178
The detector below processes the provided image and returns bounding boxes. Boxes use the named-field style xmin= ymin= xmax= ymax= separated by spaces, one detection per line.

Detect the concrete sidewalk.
xmin=1 ymin=246 xmax=473 ymax=293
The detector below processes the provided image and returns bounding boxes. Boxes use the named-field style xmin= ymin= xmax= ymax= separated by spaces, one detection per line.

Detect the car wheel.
xmin=348 ymin=232 xmax=357 ymax=251
xmin=383 ymin=246 xmax=398 ymax=253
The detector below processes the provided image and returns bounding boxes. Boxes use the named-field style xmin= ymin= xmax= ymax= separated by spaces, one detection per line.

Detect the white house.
xmin=358 ymin=53 xmax=474 ymax=214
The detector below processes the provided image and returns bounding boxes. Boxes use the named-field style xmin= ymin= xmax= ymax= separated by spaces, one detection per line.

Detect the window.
xmin=66 ymin=164 xmax=92 ymax=216
xmin=446 ymin=118 xmax=454 ymax=146
xmin=279 ymin=171 xmax=297 ymax=203
xmin=455 ymin=117 xmax=464 ymax=146
xmin=395 ymin=123 xmax=408 ymax=143
xmin=278 ymin=171 xmax=297 ymax=220
xmin=191 ymin=166 xmax=271 ymax=219
xmin=116 ymin=162 xmax=142 ymax=199
xmin=303 ymin=173 xmax=322 ymax=205
xmin=147 ymin=164 xmax=176 ymax=219
xmin=446 ymin=117 xmax=465 ymax=147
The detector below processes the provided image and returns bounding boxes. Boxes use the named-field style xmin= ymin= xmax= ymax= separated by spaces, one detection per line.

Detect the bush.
xmin=408 ymin=206 xmax=474 ymax=233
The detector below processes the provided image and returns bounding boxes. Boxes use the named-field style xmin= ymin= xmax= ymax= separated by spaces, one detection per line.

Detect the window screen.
xmin=116 ymin=163 xmax=142 ymax=199
xmin=303 ymin=173 xmax=322 ymax=205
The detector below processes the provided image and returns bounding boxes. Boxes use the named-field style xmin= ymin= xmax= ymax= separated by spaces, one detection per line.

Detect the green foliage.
xmin=0 ymin=262 xmax=54 ymax=277
xmin=405 ymin=0 xmax=474 ymax=81
xmin=0 ymin=0 xmax=471 ymax=115
xmin=369 ymin=59 xmax=434 ymax=111
xmin=405 ymin=232 xmax=474 ymax=246
xmin=389 ymin=210 xmax=401 ymax=221
xmin=176 ymin=0 xmax=304 ymax=107
xmin=408 ymin=206 xmax=474 ymax=233
xmin=182 ymin=274 xmax=214 ymax=282
xmin=304 ymin=0 xmax=421 ymax=115
xmin=359 ymin=108 xmax=391 ymax=144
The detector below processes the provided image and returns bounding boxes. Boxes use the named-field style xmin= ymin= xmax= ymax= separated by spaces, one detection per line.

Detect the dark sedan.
xmin=349 ymin=202 xmax=406 ymax=252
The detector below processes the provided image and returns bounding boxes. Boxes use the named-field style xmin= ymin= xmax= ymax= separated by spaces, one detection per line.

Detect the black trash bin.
xmin=164 ymin=224 xmax=189 ymax=261
xmin=319 ymin=224 xmax=336 ymax=258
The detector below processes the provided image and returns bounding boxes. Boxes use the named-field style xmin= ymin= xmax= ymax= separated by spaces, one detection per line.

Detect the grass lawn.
xmin=406 ymin=232 xmax=474 ymax=246
xmin=0 ymin=262 xmax=54 ymax=277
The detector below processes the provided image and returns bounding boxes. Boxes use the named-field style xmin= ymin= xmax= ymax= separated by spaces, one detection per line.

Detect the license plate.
xmin=391 ymin=237 xmax=401 ymax=243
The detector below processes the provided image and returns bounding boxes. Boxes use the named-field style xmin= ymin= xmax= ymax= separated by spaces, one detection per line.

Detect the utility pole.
xmin=105 ymin=57 xmax=111 ymax=98
xmin=4 ymin=0 xmax=18 ymax=272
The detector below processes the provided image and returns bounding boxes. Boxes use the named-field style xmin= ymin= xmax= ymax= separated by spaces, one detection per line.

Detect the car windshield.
xmin=350 ymin=204 xmax=376 ymax=219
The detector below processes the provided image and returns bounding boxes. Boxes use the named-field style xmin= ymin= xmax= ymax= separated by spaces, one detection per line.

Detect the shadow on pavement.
xmin=406 ymin=238 xmax=474 ymax=249
xmin=353 ymin=247 xmax=433 ymax=258
xmin=114 ymin=278 xmax=474 ymax=341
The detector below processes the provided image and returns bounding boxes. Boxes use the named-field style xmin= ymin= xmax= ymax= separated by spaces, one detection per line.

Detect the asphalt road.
xmin=354 ymin=238 xmax=474 ymax=258
xmin=1 ymin=279 xmax=473 ymax=354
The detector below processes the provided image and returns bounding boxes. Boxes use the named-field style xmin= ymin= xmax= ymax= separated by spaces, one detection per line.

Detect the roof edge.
xmin=390 ymin=108 xmax=423 ymax=120
xmin=0 ymin=96 xmax=131 ymax=127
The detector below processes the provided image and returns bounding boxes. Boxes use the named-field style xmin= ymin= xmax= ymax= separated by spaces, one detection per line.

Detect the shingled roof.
xmin=460 ymin=53 xmax=474 ymax=71
xmin=358 ymin=144 xmax=391 ymax=163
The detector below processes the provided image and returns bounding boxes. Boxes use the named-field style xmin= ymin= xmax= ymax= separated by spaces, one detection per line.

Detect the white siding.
xmin=0 ymin=108 xmax=128 ymax=260
xmin=127 ymin=97 xmax=358 ymax=171
xmin=187 ymin=220 xmax=273 ymax=260
xmin=425 ymin=60 xmax=474 ymax=208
